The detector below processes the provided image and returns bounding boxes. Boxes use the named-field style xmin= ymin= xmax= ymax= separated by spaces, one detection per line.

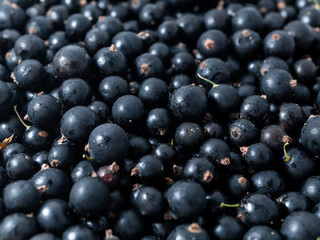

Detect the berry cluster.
xmin=0 ymin=0 xmax=320 ymax=239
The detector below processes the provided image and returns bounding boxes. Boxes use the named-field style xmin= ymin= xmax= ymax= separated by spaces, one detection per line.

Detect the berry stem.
xmin=219 ymin=202 xmax=239 ymax=208
xmin=197 ymin=73 xmax=218 ymax=87
xmin=14 ymin=105 xmax=30 ymax=130
xmin=283 ymin=143 xmax=291 ymax=162
xmin=313 ymin=0 xmax=320 ymax=9
xmin=82 ymin=154 xmax=92 ymax=160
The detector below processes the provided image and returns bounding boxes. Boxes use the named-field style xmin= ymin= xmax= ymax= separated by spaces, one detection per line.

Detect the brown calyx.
xmin=173 ymin=164 xmax=183 ymax=175
xmin=37 ymin=185 xmax=49 ymax=194
xmin=277 ymin=1 xmax=286 ymax=9
xmin=24 ymin=114 xmax=29 ymax=121
xmin=91 ymin=170 xmax=97 ymax=178
xmin=231 ymin=127 xmax=241 ymax=139
xmin=37 ymin=91 xmax=45 ymax=96
xmin=131 ymin=166 xmax=140 ymax=176
xmin=165 ymin=177 xmax=174 ymax=185
xmin=204 ymin=38 xmax=215 ymax=50
xmin=217 ymin=0 xmax=225 ymax=10
xmin=164 ymin=211 xmax=174 ymax=220
xmin=158 ymin=129 xmax=166 ymax=136
xmin=272 ymin=33 xmax=280 ymax=41
xmin=199 ymin=61 xmax=207 ymax=70
xmin=188 ymin=223 xmax=202 ymax=233
xmin=260 ymin=67 xmax=269 ymax=75
xmin=109 ymin=44 xmax=117 ymax=52
xmin=84 ymin=143 xmax=89 ymax=152
xmin=50 ymin=159 xmax=60 ymax=168
xmin=132 ymin=183 xmax=142 ymax=191
xmin=80 ymin=0 xmax=87 ymax=6
xmin=242 ymin=30 xmax=250 ymax=37
xmin=261 ymin=94 xmax=267 ymax=99
xmin=109 ymin=162 xmax=120 ymax=173
xmin=202 ymin=170 xmax=213 ymax=183
xmin=237 ymin=212 xmax=244 ymax=221
xmin=220 ymin=157 xmax=230 ymax=165
xmin=41 ymin=163 xmax=50 ymax=170
xmin=38 ymin=131 xmax=48 ymax=138
xmin=309 ymin=114 xmax=316 ymax=120
xmin=28 ymin=26 xmax=37 ymax=35
xmin=105 ymin=229 xmax=118 ymax=239
xmin=259 ymin=7 xmax=267 ymax=14
xmin=140 ymin=63 xmax=150 ymax=74
xmin=290 ymin=79 xmax=297 ymax=88
xmin=57 ymin=134 xmax=68 ymax=143
xmin=240 ymin=146 xmax=248 ymax=156
xmin=11 ymin=73 xmax=17 ymax=84
xmin=229 ymin=112 xmax=239 ymax=120
xmin=238 ymin=177 xmax=247 ymax=186
xmin=282 ymin=135 xmax=293 ymax=144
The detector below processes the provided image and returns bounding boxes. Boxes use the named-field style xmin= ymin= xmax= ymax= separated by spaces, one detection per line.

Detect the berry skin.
xmin=243 ymin=226 xmax=282 ymax=240
xmin=263 ymin=30 xmax=295 ymax=59
xmin=167 ymin=223 xmax=210 ymax=240
xmin=96 ymin=162 xmax=120 ymax=189
xmin=27 ymin=94 xmax=61 ymax=128
xmin=199 ymin=138 xmax=230 ymax=166
xmin=88 ymin=123 xmax=129 ymax=166
xmin=60 ymin=106 xmax=99 ymax=145
xmin=229 ymin=118 xmax=259 ymax=147
xmin=237 ymin=193 xmax=280 ymax=227
xmin=232 ymin=29 xmax=261 ymax=60
xmin=169 ymin=85 xmax=208 ymax=122
xmin=36 ymin=199 xmax=73 ymax=235
xmin=62 ymin=225 xmax=97 ymax=240
xmin=277 ymin=192 xmax=310 ymax=216
xmin=175 ymin=122 xmax=205 ymax=150
xmin=280 ymin=211 xmax=320 ymax=240
xmin=300 ymin=116 xmax=320 ymax=156
xmin=134 ymin=186 xmax=165 ymax=220
xmin=3 ymin=180 xmax=41 ymax=214
xmin=197 ymin=30 xmax=228 ymax=58
xmin=98 ymin=76 xmax=129 ymax=106
xmin=14 ymin=34 xmax=46 ymax=63
xmin=138 ymin=78 xmax=169 ymax=108
xmin=113 ymin=209 xmax=146 ymax=240
xmin=0 ymin=213 xmax=38 ymax=240
xmin=211 ymin=215 xmax=246 ymax=240
xmin=69 ymin=177 xmax=109 ymax=217
xmin=53 ymin=45 xmax=91 ymax=81
xmin=300 ymin=176 xmax=320 ymax=205
xmin=59 ymin=78 xmax=92 ymax=110
xmin=183 ymin=157 xmax=215 ymax=185
xmin=6 ymin=153 xmax=35 ymax=180
xmin=112 ymin=95 xmax=145 ymax=131
xmin=11 ymin=59 xmax=45 ymax=91
xmin=93 ymin=45 xmax=127 ymax=78
xmin=166 ymin=180 xmax=206 ymax=221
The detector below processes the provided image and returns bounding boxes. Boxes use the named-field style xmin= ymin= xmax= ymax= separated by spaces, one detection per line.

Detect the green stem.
xmin=82 ymin=154 xmax=92 ymax=160
xmin=219 ymin=202 xmax=239 ymax=208
xmin=14 ymin=106 xmax=30 ymax=130
xmin=197 ymin=73 xmax=218 ymax=87
xmin=313 ymin=0 xmax=320 ymax=10
xmin=283 ymin=143 xmax=291 ymax=162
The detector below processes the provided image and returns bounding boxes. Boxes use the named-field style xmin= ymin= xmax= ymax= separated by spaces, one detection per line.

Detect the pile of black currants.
xmin=1 ymin=0 xmax=320 ymax=239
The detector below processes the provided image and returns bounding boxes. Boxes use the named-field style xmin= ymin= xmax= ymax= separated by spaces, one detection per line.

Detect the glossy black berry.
xmin=243 ymin=226 xmax=281 ymax=240
xmin=3 ymin=180 xmax=40 ymax=213
xmin=229 ymin=118 xmax=259 ymax=147
xmin=112 ymin=95 xmax=145 ymax=131
xmin=62 ymin=225 xmax=96 ymax=240
xmin=183 ymin=157 xmax=215 ymax=185
xmin=14 ymin=34 xmax=46 ymax=63
xmin=232 ymin=7 xmax=264 ymax=33
xmin=6 ymin=153 xmax=35 ymax=180
xmin=263 ymin=30 xmax=295 ymax=59
xmin=280 ymin=211 xmax=320 ymax=240
xmin=167 ymin=223 xmax=210 ymax=240
xmin=166 ymin=180 xmax=206 ymax=221
xmin=169 ymin=85 xmax=207 ymax=122
xmin=0 ymin=213 xmax=38 ymax=240
xmin=69 ymin=177 xmax=109 ymax=217
xmin=53 ymin=45 xmax=91 ymax=81
xmin=175 ymin=122 xmax=205 ymax=150
xmin=301 ymin=116 xmax=320 ymax=156
xmin=93 ymin=44 xmax=127 ymax=78
xmin=88 ymin=123 xmax=129 ymax=165
xmin=37 ymin=199 xmax=73 ymax=234
xmin=197 ymin=30 xmax=228 ymax=59
xmin=32 ymin=168 xmax=71 ymax=200
xmin=243 ymin=143 xmax=273 ymax=172
xmin=238 ymin=193 xmax=279 ymax=227
xmin=199 ymin=138 xmax=230 ymax=166
xmin=138 ymin=78 xmax=168 ymax=108
xmin=113 ymin=209 xmax=146 ymax=240
xmin=211 ymin=215 xmax=246 ymax=240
